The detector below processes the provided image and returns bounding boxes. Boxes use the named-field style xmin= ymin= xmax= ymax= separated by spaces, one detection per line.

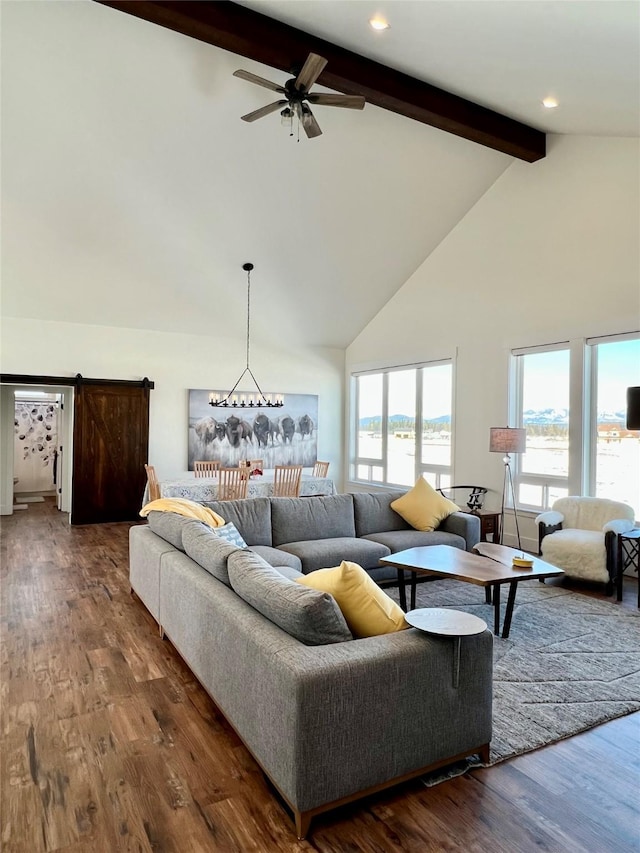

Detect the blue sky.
xmin=523 ymin=338 xmax=639 ymax=413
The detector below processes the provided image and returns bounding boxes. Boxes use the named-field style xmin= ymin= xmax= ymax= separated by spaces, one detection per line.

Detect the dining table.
xmin=142 ymin=471 xmax=336 ymax=506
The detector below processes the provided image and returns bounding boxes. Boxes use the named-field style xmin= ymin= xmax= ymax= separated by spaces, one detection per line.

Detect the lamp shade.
xmin=489 ymin=427 xmax=526 ymax=454
xmin=627 ymin=386 xmax=640 ymax=430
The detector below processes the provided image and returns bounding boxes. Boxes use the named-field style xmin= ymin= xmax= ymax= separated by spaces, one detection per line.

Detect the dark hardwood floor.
xmin=1 ymin=498 xmax=639 ymax=852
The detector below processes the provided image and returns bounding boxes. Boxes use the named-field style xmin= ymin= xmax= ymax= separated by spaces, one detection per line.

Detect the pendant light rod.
xmin=209 ymin=263 xmax=284 ymax=408
xmin=244 ymin=262 xmax=252 ymax=370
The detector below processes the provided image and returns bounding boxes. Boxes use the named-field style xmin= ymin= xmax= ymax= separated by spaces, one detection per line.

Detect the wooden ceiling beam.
xmin=96 ymin=0 xmax=546 ymax=162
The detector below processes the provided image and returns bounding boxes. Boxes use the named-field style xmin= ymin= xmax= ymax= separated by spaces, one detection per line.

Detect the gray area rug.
xmin=386 ymin=579 xmax=640 ymax=779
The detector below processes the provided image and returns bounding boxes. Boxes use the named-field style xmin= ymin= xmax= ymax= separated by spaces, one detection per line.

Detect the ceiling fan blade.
xmin=233 ymin=69 xmax=285 ymax=94
xmin=295 ymin=53 xmax=328 ymax=93
xmin=302 ymin=107 xmax=322 ymax=139
xmin=307 ymin=93 xmax=366 ymax=110
xmin=240 ymin=100 xmax=288 ymax=122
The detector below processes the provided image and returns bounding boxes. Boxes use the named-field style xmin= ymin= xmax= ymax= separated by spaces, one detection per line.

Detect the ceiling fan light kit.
xmin=233 ymin=52 xmax=365 ymax=139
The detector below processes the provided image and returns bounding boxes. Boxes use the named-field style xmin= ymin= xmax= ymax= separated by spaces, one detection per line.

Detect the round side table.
xmin=405 ymin=608 xmax=488 ymax=687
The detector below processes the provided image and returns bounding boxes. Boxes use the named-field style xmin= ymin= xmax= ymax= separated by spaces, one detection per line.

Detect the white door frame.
xmin=0 ymin=384 xmax=74 ymax=516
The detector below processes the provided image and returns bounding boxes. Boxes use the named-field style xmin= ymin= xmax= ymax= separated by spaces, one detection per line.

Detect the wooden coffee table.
xmin=380 ymin=544 xmax=563 ymax=638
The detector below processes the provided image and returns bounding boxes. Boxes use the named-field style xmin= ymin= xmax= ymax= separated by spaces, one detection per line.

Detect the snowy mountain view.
xmin=360 ymin=408 xmax=628 ymax=430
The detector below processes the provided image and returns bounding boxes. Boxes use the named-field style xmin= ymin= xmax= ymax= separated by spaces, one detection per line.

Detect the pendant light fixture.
xmin=209 ymin=263 xmax=284 ymax=409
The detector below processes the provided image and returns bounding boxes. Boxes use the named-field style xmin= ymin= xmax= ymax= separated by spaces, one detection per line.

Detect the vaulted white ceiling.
xmin=2 ymin=1 xmax=638 ymax=349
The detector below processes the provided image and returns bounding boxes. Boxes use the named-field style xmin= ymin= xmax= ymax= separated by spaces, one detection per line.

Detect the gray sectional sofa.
xmin=129 ymin=491 xmax=491 ymax=837
xmin=202 ymin=490 xmax=481 ymax=581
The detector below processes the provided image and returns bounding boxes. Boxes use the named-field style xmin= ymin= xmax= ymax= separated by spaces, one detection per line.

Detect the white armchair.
xmin=536 ymin=496 xmax=635 ymax=593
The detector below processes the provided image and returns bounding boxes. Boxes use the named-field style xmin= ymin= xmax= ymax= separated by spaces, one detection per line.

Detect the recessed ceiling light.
xmin=542 ymin=96 xmax=559 ymax=109
xmin=369 ymin=17 xmax=390 ymax=31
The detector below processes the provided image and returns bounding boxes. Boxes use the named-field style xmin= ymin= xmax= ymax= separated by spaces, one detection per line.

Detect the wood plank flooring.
xmin=1 ymin=498 xmax=639 ymax=852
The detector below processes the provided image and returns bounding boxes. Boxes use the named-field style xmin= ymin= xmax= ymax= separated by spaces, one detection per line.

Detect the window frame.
xmin=510 ymin=332 xmax=639 ymax=513
xmin=511 ymin=342 xmax=571 ymax=512
xmin=351 ymin=358 xmax=454 ymax=490
xmin=586 ymin=331 xmax=640 ymax=507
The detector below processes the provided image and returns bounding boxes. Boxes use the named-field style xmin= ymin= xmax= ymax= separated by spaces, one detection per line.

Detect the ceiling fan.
xmin=233 ymin=53 xmax=365 ymax=139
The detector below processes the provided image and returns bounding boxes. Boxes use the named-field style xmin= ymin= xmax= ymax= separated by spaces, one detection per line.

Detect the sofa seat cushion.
xmin=249 ymin=545 xmax=303 ymax=573
xmin=182 ymin=520 xmax=241 ymax=585
xmin=363 ymin=530 xmax=466 ymax=552
xmin=270 ymin=494 xmax=356 ymax=546
xmin=278 ymin=537 xmax=391 ymax=574
xmin=227 ymin=550 xmax=352 ymax=646
xmin=297 ymin=561 xmax=408 ymax=638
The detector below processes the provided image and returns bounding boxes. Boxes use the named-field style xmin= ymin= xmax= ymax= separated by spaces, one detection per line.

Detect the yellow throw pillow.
xmin=140 ymin=498 xmax=225 ymax=528
xmin=296 ymin=561 xmax=408 ymax=638
xmin=391 ymin=477 xmax=459 ymax=532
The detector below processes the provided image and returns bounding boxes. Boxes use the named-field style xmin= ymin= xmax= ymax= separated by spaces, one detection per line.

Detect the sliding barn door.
xmin=72 ymin=380 xmax=150 ymax=524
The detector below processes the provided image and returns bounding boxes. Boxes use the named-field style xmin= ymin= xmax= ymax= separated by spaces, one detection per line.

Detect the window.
xmin=352 ymin=361 xmax=453 ymax=488
xmin=511 ymin=334 xmax=639 ymax=514
xmin=590 ymin=336 xmax=640 ymax=512
xmin=513 ymin=346 xmax=571 ymax=511
xmin=386 ymin=369 xmax=416 ymax=486
xmin=355 ymin=372 xmax=383 ymax=482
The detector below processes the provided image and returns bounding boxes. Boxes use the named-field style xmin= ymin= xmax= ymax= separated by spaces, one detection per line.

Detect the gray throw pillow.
xmin=182 ymin=520 xmax=240 ymax=585
xmin=227 ymin=550 xmax=352 ymax=646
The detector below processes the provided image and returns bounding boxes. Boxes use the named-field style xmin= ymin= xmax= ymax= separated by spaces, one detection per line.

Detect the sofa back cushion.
xmin=203 ymin=497 xmax=273 ymax=545
xmin=147 ymin=511 xmax=191 ymax=550
xmin=227 ymin=549 xmax=352 ymax=645
xmin=182 ymin=520 xmax=241 ymax=586
xmin=352 ymin=491 xmax=408 ymax=537
xmin=270 ymin=494 xmax=356 ymax=546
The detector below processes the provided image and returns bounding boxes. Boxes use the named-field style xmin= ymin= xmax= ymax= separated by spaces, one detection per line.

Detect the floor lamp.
xmin=489 ymin=427 xmax=526 ymax=550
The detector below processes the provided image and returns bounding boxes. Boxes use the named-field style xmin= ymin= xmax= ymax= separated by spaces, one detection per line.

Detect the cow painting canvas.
xmin=188 ymin=390 xmax=319 ymax=470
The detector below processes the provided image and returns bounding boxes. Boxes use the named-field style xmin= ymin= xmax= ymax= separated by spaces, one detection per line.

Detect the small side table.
xmin=464 ymin=510 xmax=501 ymax=543
xmin=405 ymin=608 xmax=487 ymax=687
xmin=617 ymin=529 xmax=640 ymax=606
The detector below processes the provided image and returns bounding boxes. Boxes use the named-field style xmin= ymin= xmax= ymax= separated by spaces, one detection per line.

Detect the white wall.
xmin=0 ymin=319 xmax=345 ymax=486
xmin=346 ymin=135 xmax=640 ymax=549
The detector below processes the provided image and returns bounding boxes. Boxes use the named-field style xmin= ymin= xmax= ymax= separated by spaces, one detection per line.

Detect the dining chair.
xmin=273 ymin=465 xmax=303 ymax=497
xmin=312 ymin=461 xmax=330 ymax=478
xmin=194 ymin=460 xmax=220 ymax=478
xmin=218 ymin=467 xmax=249 ymax=501
xmin=144 ymin=464 xmax=161 ymax=501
